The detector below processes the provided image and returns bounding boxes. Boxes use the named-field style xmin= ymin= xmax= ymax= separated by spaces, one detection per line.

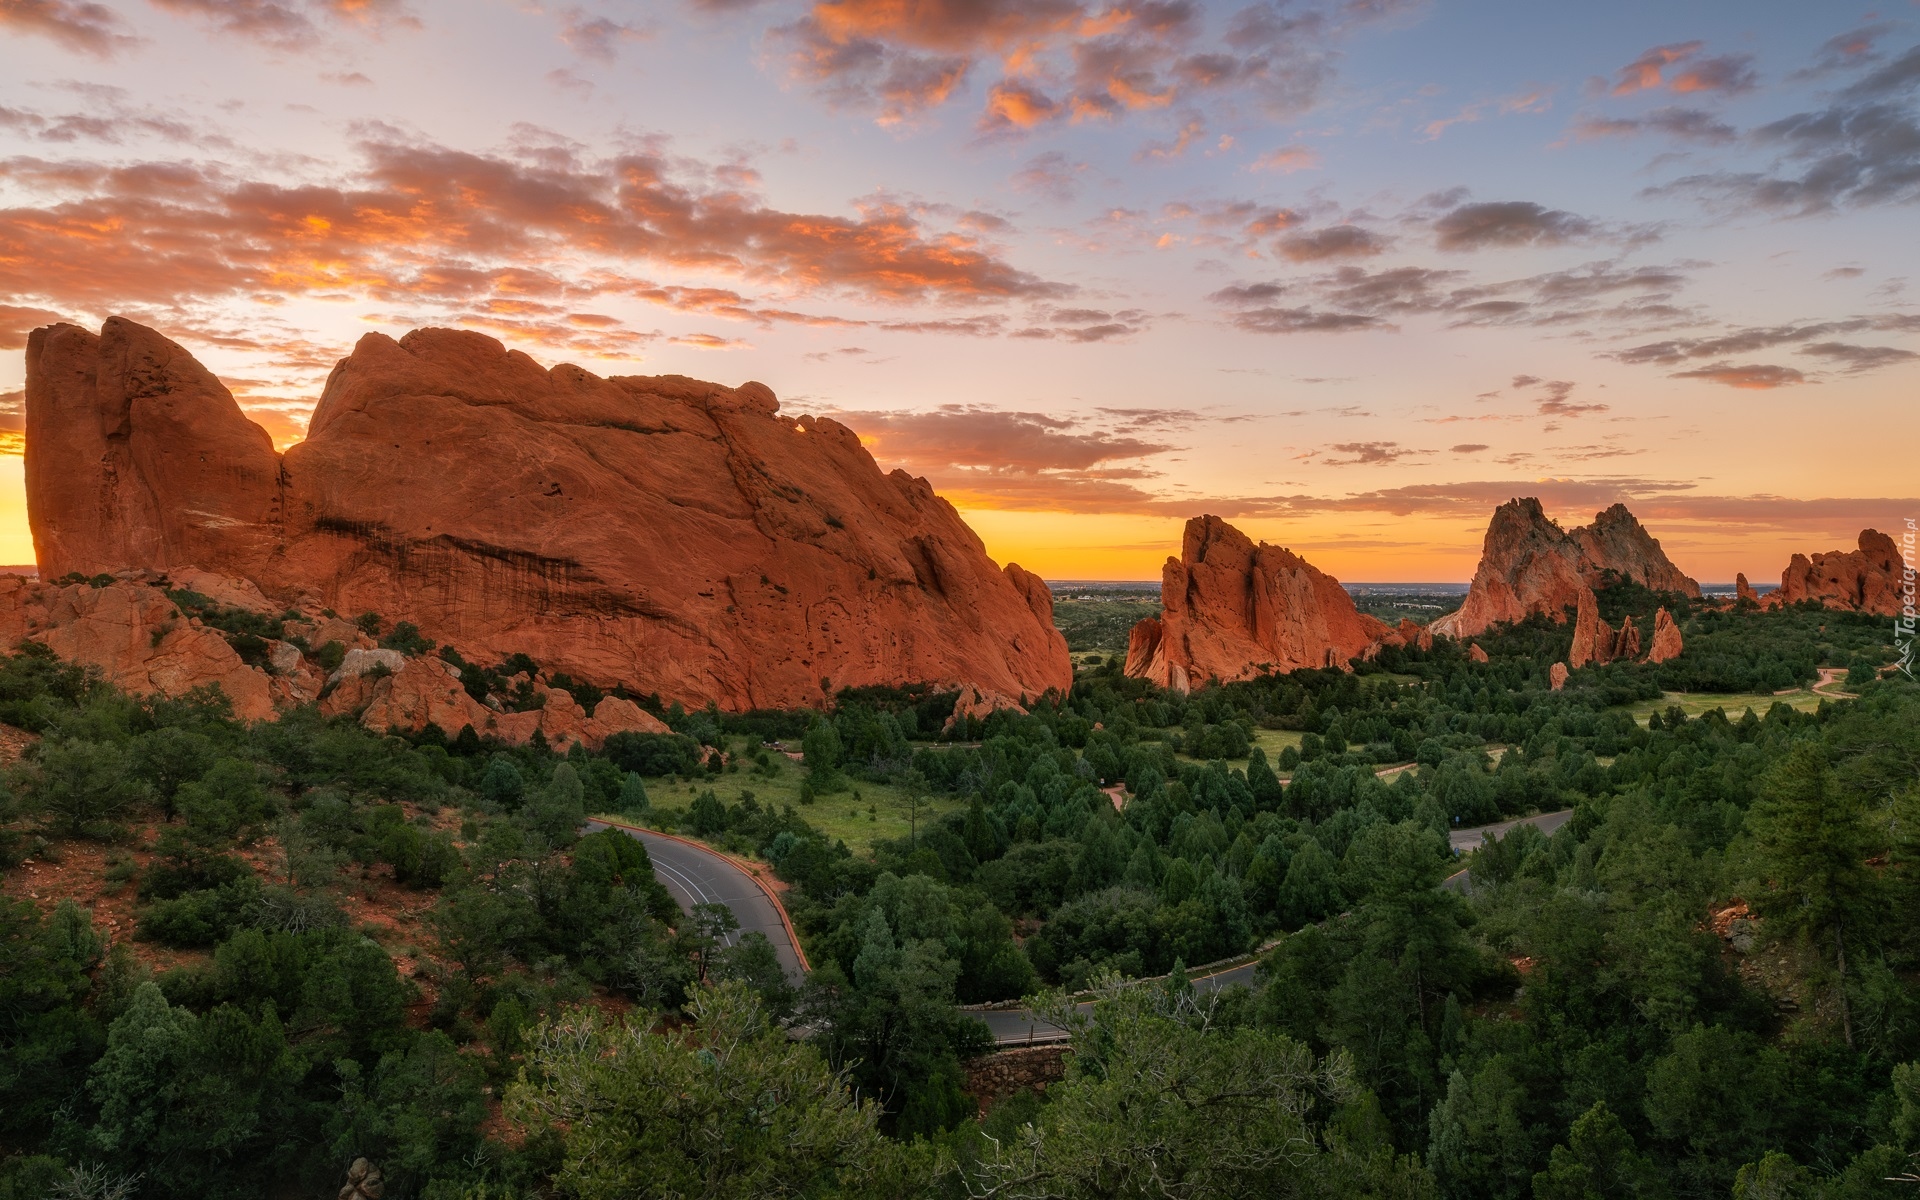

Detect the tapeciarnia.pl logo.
xmin=1898 ymin=518 xmax=1916 ymax=680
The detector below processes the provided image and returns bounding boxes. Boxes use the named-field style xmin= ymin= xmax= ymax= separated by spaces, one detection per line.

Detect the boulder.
xmin=1771 ymin=529 xmax=1903 ymax=615
xmin=1646 ymin=607 xmax=1683 ymax=663
xmin=943 ymin=681 xmax=1029 ymax=732
xmin=1429 ymin=499 xmax=1699 ymax=640
xmin=1124 ymin=516 xmax=1393 ymax=689
xmin=1467 ymin=643 xmax=1489 ymax=663
xmin=1549 ymin=661 xmax=1569 ymax=690
xmin=24 ymin=318 xmax=1072 ymax=710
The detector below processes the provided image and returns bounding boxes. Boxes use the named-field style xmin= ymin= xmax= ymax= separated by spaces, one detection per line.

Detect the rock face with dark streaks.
xmin=1124 ymin=516 xmax=1392 ymax=689
xmin=1429 ymin=499 xmax=1699 ymax=641
xmin=1647 ymin=607 xmax=1684 ymax=664
xmin=24 ymin=318 xmax=1072 ymax=710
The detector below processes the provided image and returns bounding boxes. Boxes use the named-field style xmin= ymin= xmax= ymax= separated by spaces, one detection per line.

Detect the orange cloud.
xmin=0 ymin=0 xmax=139 ymax=57
xmin=1250 ymin=144 xmax=1319 ymax=172
xmin=1611 ymin=41 xmax=1703 ymax=95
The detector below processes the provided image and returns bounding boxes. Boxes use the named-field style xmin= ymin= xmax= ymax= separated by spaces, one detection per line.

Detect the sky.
xmin=1 ymin=0 xmax=1917 ymax=584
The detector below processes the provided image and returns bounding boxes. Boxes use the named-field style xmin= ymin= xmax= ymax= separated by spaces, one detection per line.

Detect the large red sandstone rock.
xmin=1735 ymin=573 xmax=1757 ymax=605
xmin=25 ymin=318 xmax=1071 ymax=709
xmin=1430 ymin=500 xmax=1699 ymax=640
xmin=1769 ymin=530 xmax=1904 ymax=615
xmin=1467 ymin=643 xmax=1489 ymax=663
xmin=1568 ymin=588 xmax=1604 ymax=669
xmin=1549 ymin=662 xmax=1568 ymax=690
xmin=1124 ymin=516 xmax=1392 ymax=689
xmin=1647 ymin=607 xmax=1683 ymax=664
xmin=0 ymin=576 xmax=275 ymax=720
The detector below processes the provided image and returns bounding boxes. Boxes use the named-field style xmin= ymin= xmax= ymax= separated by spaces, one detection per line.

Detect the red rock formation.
xmin=1549 ymin=662 xmax=1569 ymax=690
xmin=0 ymin=576 xmax=276 ymax=720
xmin=1568 ymin=588 xmax=1607 ymax=669
xmin=942 ymin=682 xmax=1029 ymax=732
xmin=1612 ymin=616 xmax=1641 ymax=661
xmin=1124 ymin=516 xmax=1393 ymax=689
xmin=1735 ymin=573 xmax=1757 ymax=605
xmin=1467 ymin=643 xmax=1488 ymax=663
xmin=1770 ymin=530 xmax=1904 ymax=615
xmin=1429 ymin=499 xmax=1700 ymax=640
xmin=25 ymin=318 xmax=1071 ymax=710
xmin=1647 ymin=607 xmax=1684 ymax=664
xmin=1396 ymin=618 xmax=1434 ymax=652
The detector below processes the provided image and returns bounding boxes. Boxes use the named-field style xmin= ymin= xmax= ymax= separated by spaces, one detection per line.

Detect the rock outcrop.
xmin=942 ymin=682 xmax=1028 ymax=732
xmin=0 ymin=576 xmax=276 ymax=720
xmin=25 ymin=318 xmax=1071 ymax=710
xmin=1568 ymin=588 xmax=1607 ymax=669
xmin=1549 ymin=662 xmax=1568 ymax=690
xmin=1124 ymin=516 xmax=1393 ymax=689
xmin=1467 ymin=643 xmax=1489 ymax=663
xmin=1646 ymin=607 xmax=1683 ymax=663
xmin=1395 ymin=618 xmax=1434 ymax=652
xmin=1612 ymin=616 xmax=1641 ymax=661
xmin=1769 ymin=530 xmax=1904 ymax=615
xmin=1429 ymin=500 xmax=1699 ymax=640
xmin=1735 ymin=573 xmax=1757 ymax=605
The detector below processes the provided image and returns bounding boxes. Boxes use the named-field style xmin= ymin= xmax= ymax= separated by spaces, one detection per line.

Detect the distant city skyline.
xmin=2 ymin=0 xmax=1915 ymax=583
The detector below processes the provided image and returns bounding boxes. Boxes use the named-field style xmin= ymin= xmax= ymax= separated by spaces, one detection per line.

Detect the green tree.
xmin=508 ymin=983 xmax=917 ymax=1200
xmin=1532 ymin=1101 xmax=1665 ymax=1200
xmin=30 ymin=740 xmax=148 ymax=837
xmin=964 ymin=972 xmax=1435 ymax=1199
xmin=1748 ymin=743 xmax=1879 ymax=1045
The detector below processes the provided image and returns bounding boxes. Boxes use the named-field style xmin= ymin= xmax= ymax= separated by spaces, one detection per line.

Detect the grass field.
xmin=628 ymin=748 xmax=971 ymax=856
xmin=1621 ymin=687 xmax=1826 ymax=726
xmin=1052 ymin=593 xmax=1160 ymax=657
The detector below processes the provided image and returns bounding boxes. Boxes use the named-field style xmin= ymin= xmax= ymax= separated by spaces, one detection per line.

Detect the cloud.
xmin=1654 ymin=45 xmax=1920 ymax=215
xmin=1250 ymin=143 xmax=1319 ymax=172
xmin=559 ymin=8 xmax=651 ymax=62
xmin=0 ymin=131 xmax=1067 ymax=345
xmin=1610 ymin=41 xmax=1703 ymax=95
xmin=853 ymin=406 xmax=1172 ymax=471
xmin=768 ymin=0 xmax=1386 ymax=132
xmin=1670 ymin=362 xmax=1807 ymax=388
xmin=1419 ymin=87 xmax=1554 ymax=141
xmin=0 ymin=302 xmax=72 ymax=348
xmin=1565 ymin=106 xmax=1736 ymax=144
xmin=0 ymin=0 xmax=139 ymax=56
xmin=1276 ymin=225 xmax=1386 ymax=261
xmin=1795 ymin=341 xmax=1919 ymax=373
xmin=1011 ymin=151 xmax=1088 ymax=202
xmin=1614 ymin=315 xmax=1920 ymax=372
xmin=147 ymin=0 xmax=416 ymax=47
xmin=1450 ymin=443 xmax=1488 ymax=453
xmin=1433 ymin=200 xmax=1597 ymax=251
xmin=1668 ymin=54 xmax=1756 ymax=96
xmin=1317 ymin=441 xmax=1430 ymax=465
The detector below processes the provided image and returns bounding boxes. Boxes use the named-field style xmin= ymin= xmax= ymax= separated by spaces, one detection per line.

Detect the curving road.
xmin=587 ymin=820 xmax=809 ymax=984
xmin=597 ymin=807 xmax=1577 ymax=1040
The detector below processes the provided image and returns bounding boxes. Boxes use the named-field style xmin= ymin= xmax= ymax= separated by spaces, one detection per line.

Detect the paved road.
xmin=1448 ymin=807 xmax=1575 ymax=854
xmin=971 ymin=959 xmax=1264 ymax=1045
xmin=586 ymin=820 xmax=809 ymax=984
xmin=1443 ymin=808 xmax=1577 ymax=892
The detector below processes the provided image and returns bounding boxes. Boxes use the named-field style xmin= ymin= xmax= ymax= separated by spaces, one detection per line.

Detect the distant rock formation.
xmin=1735 ymin=573 xmax=1757 ymax=604
xmin=1124 ymin=516 xmax=1393 ymax=689
xmin=1467 ymin=643 xmax=1489 ymax=663
xmin=1549 ymin=662 xmax=1569 ymax=690
xmin=1429 ymin=499 xmax=1699 ymax=640
xmin=1396 ymin=618 xmax=1434 ymax=652
xmin=24 ymin=318 xmax=1071 ymax=710
xmin=1568 ymin=588 xmax=1610 ymax=669
xmin=1768 ymin=530 xmax=1903 ymax=616
xmin=943 ymin=682 xmax=1028 ymax=732
xmin=1647 ymin=607 xmax=1684 ymax=664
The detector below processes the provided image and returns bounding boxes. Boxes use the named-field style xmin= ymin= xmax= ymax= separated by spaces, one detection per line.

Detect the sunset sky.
xmin=2 ymin=0 xmax=1916 ymax=583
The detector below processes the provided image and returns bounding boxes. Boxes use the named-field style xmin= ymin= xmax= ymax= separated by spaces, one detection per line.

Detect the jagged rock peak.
xmin=1123 ymin=515 xmax=1392 ymax=689
xmin=1428 ymin=498 xmax=1700 ymax=640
